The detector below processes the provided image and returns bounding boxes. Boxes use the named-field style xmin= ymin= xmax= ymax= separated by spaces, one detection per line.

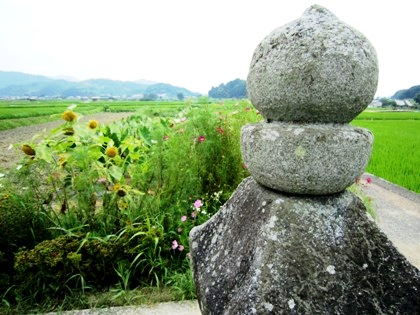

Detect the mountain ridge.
xmin=391 ymin=85 xmax=420 ymax=100
xmin=0 ymin=71 xmax=199 ymax=98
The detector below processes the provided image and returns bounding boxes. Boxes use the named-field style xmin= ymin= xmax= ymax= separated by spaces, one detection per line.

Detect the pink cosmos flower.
xmin=194 ymin=199 xmax=203 ymax=209
xmin=198 ymin=136 xmax=205 ymax=143
xmin=191 ymin=211 xmax=197 ymax=218
xmin=181 ymin=117 xmax=187 ymax=122
xmin=181 ymin=215 xmax=187 ymax=222
xmin=366 ymin=177 xmax=372 ymax=184
xmin=172 ymin=240 xmax=178 ymax=250
xmin=179 ymin=245 xmax=184 ymax=251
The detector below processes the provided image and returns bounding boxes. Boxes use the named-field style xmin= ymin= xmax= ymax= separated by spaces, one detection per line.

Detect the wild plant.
xmin=0 ymin=100 xmax=262 ymax=311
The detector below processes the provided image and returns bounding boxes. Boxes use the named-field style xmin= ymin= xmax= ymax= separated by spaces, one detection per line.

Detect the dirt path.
xmin=360 ymin=173 xmax=420 ymax=269
xmin=46 ymin=300 xmax=201 ymax=315
xmin=0 ymin=112 xmax=133 ymax=171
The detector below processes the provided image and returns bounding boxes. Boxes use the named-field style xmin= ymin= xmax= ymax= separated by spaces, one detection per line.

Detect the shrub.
xmin=13 ymin=224 xmax=184 ymax=301
xmin=0 ymin=192 xmax=52 ymax=293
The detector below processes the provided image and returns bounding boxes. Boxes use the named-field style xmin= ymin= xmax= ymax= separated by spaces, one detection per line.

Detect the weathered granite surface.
xmin=190 ymin=178 xmax=420 ymax=314
xmin=247 ymin=5 xmax=378 ymax=123
xmin=241 ymin=122 xmax=373 ymax=194
xmin=191 ymin=5 xmax=418 ymax=315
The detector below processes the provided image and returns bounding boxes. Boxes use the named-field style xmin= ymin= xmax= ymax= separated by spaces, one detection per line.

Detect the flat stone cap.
xmin=247 ymin=5 xmax=378 ymax=123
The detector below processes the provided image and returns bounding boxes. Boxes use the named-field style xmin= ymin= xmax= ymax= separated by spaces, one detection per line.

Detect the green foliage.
xmin=168 ymin=269 xmax=196 ymax=300
xmin=208 ymin=78 xmax=247 ymax=99
xmin=13 ymin=225 xmax=177 ymax=300
xmin=0 ymin=191 xmax=52 ymax=293
xmin=379 ymin=97 xmax=397 ymax=108
xmin=136 ymin=102 xmax=256 ymax=207
xmin=347 ymin=181 xmax=376 ymax=220
xmin=0 ymin=100 xmax=261 ymax=312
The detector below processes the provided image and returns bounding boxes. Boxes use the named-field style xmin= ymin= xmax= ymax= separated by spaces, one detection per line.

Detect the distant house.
xmin=392 ymin=99 xmax=417 ymax=108
xmin=404 ymin=99 xmax=415 ymax=107
xmin=395 ymin=100 xmax=405 ymax=107
xmin=368 ymin=100 xmax=382 ymax=108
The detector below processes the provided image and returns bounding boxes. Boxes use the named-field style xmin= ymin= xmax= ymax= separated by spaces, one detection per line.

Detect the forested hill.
xmin=208 ymin=79 xmax=247 ymax=99
xmin=0 ymin=71 xmax=199 ymax=98
xmin=391 ymin=85 xmax=420 ymax=100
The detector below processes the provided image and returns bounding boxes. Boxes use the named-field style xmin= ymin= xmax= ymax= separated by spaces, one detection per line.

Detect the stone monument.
xmin=190 ymin=5 xmax=420 ymax=314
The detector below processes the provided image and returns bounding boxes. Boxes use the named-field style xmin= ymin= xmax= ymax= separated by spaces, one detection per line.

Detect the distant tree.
xmin=177 ymin=92 xmax=184 ymax=101
xmin=141 ymin=93 xmax=158 ymax=101
xmin=380 ymin=97 xmax=397 ymax=108
xmin=197 ymin=96 xmax=210 ymax=104
xmin=225 ymin=79 xmax=247 ymax=98
xmin=414 ymin=93 xmax=420 ymax=105
xmin=209 ymin=84 xmax=228 ymax=98
xmin=209 ymin=79 xmax=247 ymax=99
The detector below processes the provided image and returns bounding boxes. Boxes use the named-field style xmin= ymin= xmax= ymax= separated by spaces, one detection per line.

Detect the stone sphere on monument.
xmin=247 ymin=5 xmax=379 ymax=123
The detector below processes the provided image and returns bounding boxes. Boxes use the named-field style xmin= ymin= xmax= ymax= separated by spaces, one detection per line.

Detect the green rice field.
xmin=0 ymin=99 xmax=190 ymax=130
xmin=352 ymin=111 xmax=420 ymax=193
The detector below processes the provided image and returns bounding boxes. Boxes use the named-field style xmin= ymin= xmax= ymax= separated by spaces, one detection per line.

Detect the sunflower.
xmin=113 ymin=184 xmax=127 ymax=197
xmin=21 ymin=144 xmax=36 ymax=156
xmin=105 ymin=146 xmax=118 ymax=158
xmin=61 ymin=110 xmax=77 ymax=122
xmin=88 ymin=120 xmax=99 ymax=129
xmin=58 ymin=154 xmax=67 ymax=167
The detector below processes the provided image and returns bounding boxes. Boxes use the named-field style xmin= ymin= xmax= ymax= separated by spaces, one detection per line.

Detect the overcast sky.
xmin=0 ymin=0 xmax=418 ymax=96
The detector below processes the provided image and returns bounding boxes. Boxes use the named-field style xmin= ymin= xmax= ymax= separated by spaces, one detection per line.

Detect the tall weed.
xmin=0 ymin=100 xmax=261 ymax=311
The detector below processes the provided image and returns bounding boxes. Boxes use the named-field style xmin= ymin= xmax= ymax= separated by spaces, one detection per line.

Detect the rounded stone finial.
xmin=247 ymin=5 xmax=378 ymax=123
xmin=241 ymin=122 xmax=373 ymax=194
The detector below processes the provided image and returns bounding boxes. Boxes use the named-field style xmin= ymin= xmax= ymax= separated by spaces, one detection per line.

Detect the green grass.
xmin=0 ymin=100 xmax=256 ymax=313
xmin=352 ymin=111 xmax=420 ymax=193
xmin=0 ymin=100 xmax=191 ymax=131
xmin=356 ymin=111 xmax=420 ymax=120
